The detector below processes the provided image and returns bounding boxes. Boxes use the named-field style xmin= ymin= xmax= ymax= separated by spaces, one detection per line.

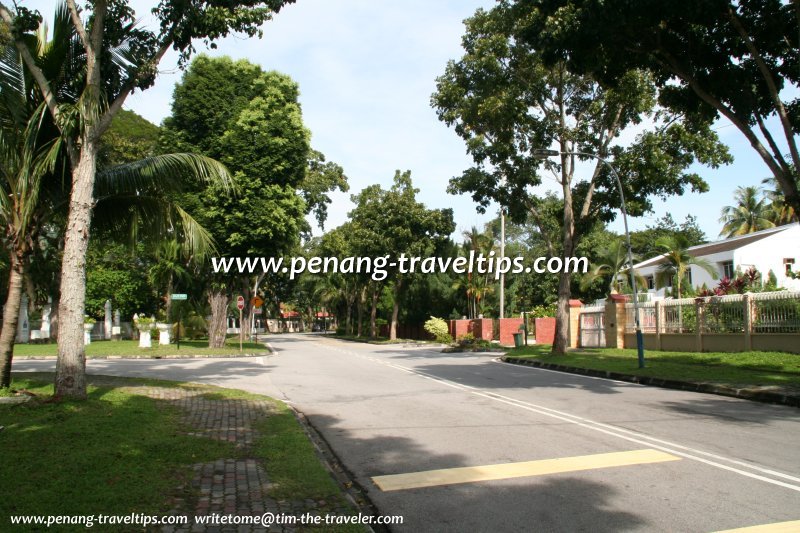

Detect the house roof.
xmin=633 ymin=223 xmax=799 ymax=270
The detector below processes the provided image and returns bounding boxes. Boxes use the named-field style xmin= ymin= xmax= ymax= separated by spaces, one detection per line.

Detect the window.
xmin=785 ymin=258 xmax=796 ymax=276
xmin=686 ymin=268 xmax=693 ymax=286
xmin=721 ymin=260 xmax=734 ymax=279
xmin=646 ymin=276 xmax=655 ymax=290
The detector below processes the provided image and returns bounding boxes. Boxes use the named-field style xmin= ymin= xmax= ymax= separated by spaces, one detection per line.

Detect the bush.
xmin=456 ymin=332 xmax=475 ymax=346
xmin=424 ymin=316 xmax=453 ymax=344
xmin=455 ymin=332 xmax=492 ymax=350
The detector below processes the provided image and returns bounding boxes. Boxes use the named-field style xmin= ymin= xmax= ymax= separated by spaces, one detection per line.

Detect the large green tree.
xmin=432 ymin=4 xmax=729 ymax=354
xmin=163 ymin=56 xmax=347 ymax=346
xmin=521 ymin=0 xmax=800 ymax=220
xmin=0 ymin=0 xmax=293 ymax=398
xmin=348 ymin=171 xmax=455 ymax=339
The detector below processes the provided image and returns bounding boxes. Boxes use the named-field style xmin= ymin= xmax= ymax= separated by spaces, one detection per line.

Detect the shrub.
xmin=424 ymin=316 xmax=452 ymax=344
xmin=456 ymin=332 xmax=475 ymax=346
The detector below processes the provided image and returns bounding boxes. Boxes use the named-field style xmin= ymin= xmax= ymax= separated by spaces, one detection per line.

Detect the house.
xmin=633 ymin=223 xmax=800 ymax=298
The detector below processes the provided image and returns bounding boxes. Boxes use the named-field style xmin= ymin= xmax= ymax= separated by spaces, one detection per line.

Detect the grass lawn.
xmin=0 ymin=374 xmax=359 ymax=531
xmin=12 ymin=338 xmax=269 ymax=358
xmin=506 ymin=345 xmax=800 ymax=389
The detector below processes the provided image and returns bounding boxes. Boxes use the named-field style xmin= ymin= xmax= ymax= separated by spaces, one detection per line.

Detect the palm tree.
xmin=580 ymin=239 xmax=645 ymax=295
xmin=719 ymin=186 xmax=775 ymax=237
xmin=654 ymin=234 xmax=717 ymax=299
xmin=0 ymin=6 xmax=232 ymax=389
xmin=453 ymin=226 xmax=495 ymax=318
xmin=762 ymin=176 xmax=798 ymax=225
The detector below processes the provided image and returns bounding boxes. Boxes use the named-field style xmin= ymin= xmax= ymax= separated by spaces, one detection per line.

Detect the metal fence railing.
xmin=752 ymin=291 xmax=800 ymax=333
xmin=624 ymin=291 xmax=800 ymax=335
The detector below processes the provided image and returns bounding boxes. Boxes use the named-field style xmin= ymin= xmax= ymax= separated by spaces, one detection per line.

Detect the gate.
xmin=579 ymin=306 xmax=606 ymax=348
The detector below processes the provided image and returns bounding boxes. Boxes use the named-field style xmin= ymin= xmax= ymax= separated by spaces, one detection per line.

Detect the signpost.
xmin=237 ymin=295 xmax=245 ymax=352
xmin=171 ymin=294 xmax=188 ymax=350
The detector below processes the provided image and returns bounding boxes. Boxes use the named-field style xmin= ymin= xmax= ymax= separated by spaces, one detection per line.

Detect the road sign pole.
xmin=236 ymin=295 xmax=245 ymax=353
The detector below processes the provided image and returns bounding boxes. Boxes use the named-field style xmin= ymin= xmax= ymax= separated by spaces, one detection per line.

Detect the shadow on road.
xmin=306 ymin=412 xmax=649 ymax=532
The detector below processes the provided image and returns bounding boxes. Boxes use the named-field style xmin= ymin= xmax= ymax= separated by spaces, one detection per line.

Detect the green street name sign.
xmin=171 ymin=294 xmax=188 ymax=300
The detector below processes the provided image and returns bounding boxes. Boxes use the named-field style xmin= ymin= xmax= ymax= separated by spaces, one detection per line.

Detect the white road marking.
xmin=315 ymin=341 xmax=800 ymax=493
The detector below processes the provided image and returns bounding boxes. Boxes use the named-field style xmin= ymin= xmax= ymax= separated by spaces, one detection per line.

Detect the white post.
xmin=16 ymin=293 xmax=30 ymax=344
xmin=104 ymin=299 xmax=112 ymax=340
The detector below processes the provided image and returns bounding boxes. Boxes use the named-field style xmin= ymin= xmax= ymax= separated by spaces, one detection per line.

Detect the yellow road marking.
xmin=372 ymin=448 xmax=680 ymax=491
xmin=714 ymin=521 xmax=800 ymax=532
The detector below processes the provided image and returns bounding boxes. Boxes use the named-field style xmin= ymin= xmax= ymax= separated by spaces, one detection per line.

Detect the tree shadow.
xmin=378 ymin=354 xmax=629 ymax=395
xmin=656 ymin=395 xmax=800 ymax=425
xmin=306 ymin=413 xmax=649 ymax=532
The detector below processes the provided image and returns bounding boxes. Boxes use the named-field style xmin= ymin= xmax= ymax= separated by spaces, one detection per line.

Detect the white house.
xmin=633 ymin=223 xmax=800 ymax=298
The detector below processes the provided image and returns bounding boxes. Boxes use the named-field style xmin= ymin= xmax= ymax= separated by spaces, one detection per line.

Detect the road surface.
xmin=15 ymin=334 xmax=800 ymax=532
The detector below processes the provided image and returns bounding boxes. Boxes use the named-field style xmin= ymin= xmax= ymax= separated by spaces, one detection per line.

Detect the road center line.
xmin=372 ymin=449 xmax=680 ymax=491
xmin=313 ymin=342 xmax=800 ymax=493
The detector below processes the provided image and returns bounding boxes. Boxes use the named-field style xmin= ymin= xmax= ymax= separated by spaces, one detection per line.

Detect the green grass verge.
xmin=12 ymin=338 xmax=269 ymax=358
xmin=0 ymin=376 xmax=235 ymax=531
xmin=0 ymin=374 xmax=361 ymax=532
xmin=506 ymin=345 xmax=800 ymax=388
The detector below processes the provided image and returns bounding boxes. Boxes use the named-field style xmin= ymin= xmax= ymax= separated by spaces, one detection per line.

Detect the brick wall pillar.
xmin=568 ymin=299 xmax=582 ymax=349
xmin=499 ymin=318 xmax=524 ymax=346
xmin=604 ymin=294 xmax=629 ymax=349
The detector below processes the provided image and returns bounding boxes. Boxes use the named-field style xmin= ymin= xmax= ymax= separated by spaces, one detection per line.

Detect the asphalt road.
xmin=15 ymin=334 xmax=800 ymax=532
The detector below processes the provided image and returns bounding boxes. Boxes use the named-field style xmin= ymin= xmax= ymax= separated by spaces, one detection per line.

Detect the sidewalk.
xmin=118 ymin=384 xmax=353 ymax=532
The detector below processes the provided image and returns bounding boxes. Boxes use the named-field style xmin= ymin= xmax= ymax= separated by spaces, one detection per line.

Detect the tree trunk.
xmin=356 ymin=293 xmax=363 ymax=337
xmin=552 ymin=151 xmax=576 ymax=356
xmin=0 ymin=254 xmax=25 ymax=388
xmin=207 ymin=288 xmax=229 ymax=348
xmin=552 ymin=271 xmax=572 ymax=354
xmin=345 ymin=295 xmax=353 ymax=335
xmin=55 ymin=141 xmax=98 ymax=399
xmin=369 ymin=287 xmax=378 ymax=338
xmin=389 ymin=278 xmax=402 ymax=340
xmin=164 ymin=273 xmax=173 ymax=322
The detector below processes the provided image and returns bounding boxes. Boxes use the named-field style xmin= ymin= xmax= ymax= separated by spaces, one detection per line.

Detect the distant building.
xmin=633 ymin=223 xmax=800 ymax=298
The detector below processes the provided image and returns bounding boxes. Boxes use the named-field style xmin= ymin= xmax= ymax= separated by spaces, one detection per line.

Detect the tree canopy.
xmin=518 ymin=0 xmax=800 ymax=219
xmin=432 ymin=2 xmax=729 ymax=353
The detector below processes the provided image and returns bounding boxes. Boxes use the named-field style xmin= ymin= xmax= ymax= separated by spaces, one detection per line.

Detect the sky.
xmin=23 ymin=0 xmax=794 ymax=243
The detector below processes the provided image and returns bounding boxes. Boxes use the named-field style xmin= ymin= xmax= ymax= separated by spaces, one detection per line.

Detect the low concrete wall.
xmin=702 ymin=334 xmax=747 ymax=353
xmin=624 ymin=332 xmax=800 ymax=353
xmin=752 ymin=334 xmax=800 ymax=354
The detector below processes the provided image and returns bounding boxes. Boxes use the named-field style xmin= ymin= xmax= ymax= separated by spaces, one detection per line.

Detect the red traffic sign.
xmin=236 ymin=296 xmax=245 ymax=310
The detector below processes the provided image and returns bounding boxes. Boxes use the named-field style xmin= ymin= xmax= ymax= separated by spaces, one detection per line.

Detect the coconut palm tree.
xmin=762 ymin=176 xmax=798 ymax=225
xmin=0 ymin=5 xmax=232 ymax=389
xmin=654 ymin=234 xmax=718 ymax=299
xmin=719 ymin=186 xmax=775 ymax=237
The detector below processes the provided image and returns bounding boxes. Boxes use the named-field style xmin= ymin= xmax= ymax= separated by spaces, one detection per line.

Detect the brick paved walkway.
xmin=111 ymin=384 xmax=351 ymax=532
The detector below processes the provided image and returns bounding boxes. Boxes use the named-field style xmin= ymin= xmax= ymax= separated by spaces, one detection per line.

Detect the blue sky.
xmin=25 ymin=0 xmax=792 ymax=242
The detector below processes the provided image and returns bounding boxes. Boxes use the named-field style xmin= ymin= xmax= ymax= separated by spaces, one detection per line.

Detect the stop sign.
xmin=236 ymin=296 xmax=245 ymax=310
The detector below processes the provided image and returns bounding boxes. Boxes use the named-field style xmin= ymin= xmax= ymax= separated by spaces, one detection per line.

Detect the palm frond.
xmin=95 ymin=153 xmax=234 ymax=197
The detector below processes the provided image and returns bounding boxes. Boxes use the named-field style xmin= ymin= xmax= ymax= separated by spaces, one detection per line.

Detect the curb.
xmin=501 ymin=356 xmax=800 ymax=408
xmin=287 ymin=406 xmax=386 ymax=533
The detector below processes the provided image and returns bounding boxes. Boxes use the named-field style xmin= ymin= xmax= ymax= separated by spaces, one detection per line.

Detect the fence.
xmin=622 ymin=291 xmax=800 ymax=353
